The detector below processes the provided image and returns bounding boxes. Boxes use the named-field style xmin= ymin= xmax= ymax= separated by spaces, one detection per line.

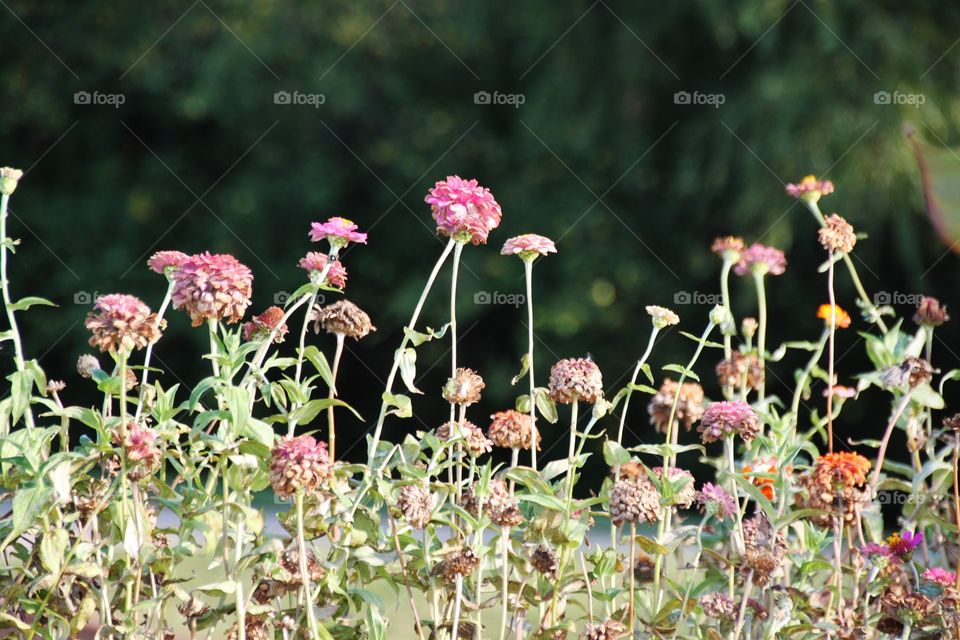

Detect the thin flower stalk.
xmin=324 ymin=332 xmax=345 ymax=456
xmin=826 ymin=254 xmax=837 ymax=453
xmin=0 ymin=192 xmax=34 ymax=428
xmin=524 ymin=259 xmax=539 ymax=470
xmin=752 ymin=271 xmax=768 ymax=403
xmin=134 ymin=279 xmax=174 ymax=422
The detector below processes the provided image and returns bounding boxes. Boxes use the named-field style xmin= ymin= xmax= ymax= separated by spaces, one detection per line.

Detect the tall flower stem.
xmin=286 ymin=290 xmax=322 ymax=436
xmin=367 ymin=238 xmax=456 ymax=469
xmin=134 ymin=281 xmax=174 ymax=423
xmin=565 ymin=400 xmax=580 ymax=506
xmin=524 ymin=258 xmax=539 ymax=470
xmin=629 ymin=522 xmax=637 ymax=638
xmin=296 ymin=491 xmax=321 ymax=640
xmin=448 ymin=242 xmax=465 ymax=427
xmin=724 ymin=438 xmax=745 ymax=553
xmin=719 ymin=259 xmax=735 ymax=360
xmin=804 ymin=200 xmax=888 ymax=334
xmin=953 ymin=431 xmax=960 ymax=590
xmin=208 ymin=319 xmax=222 ymax=379
xmin=0 ymin=193 xmax=34 ymax=428
xmin=389 ymin=515 xmax=427 ymax=640
xmin=752 ymin=271 xmax=768 ymax=403
xmin=869 ymin=391 xmax=915 ymax=495
xmin=732 ymin=570 xmax=754 ymax=640
xmin=324 ymin=333 xmax=345 ymax=457
xmin=826 ymin=255 xmax=837 ymax=454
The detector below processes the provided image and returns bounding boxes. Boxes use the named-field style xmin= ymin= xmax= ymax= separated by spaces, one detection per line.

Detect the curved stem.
xmin=524 ymin=259 xmax=539 ymax=471
xmin=752 ymin=271 xmax=768 ymax=403
xmin=287 ymin=290 xmax=321 ymax=435
xmin=296 ymin=491 xmax=321 ymax=640
xmin=134 ymin=281 xmax=174 ymax=423
xmin=732 ymin=570 xmax=754 ymax=640
xmin=0 ymin=193 xmax=34 ymax=428
xmin=719 ymin=259 xmax=734 ymax=360
xmin=869 ymin=391 xmax=915 ymax=495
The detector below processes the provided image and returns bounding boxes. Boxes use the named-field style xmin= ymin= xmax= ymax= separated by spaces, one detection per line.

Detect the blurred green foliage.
xmin=2 ymin=0 xmax=960 ymax=469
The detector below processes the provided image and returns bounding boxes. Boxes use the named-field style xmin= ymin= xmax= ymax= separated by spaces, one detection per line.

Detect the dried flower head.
xmin=487 ymin=410 xmax=539 ymax=450
xmin=147 ymin=250 xmax=190 ymax=276
xmin=646 ymin=305 xmax=680 ymax=329
xmin=824 ymin=384 xmax=856 ymax=399
xmin=797 ymin=452 xmax=871 ymax=527
xmin=786 ymin=175 xmax=835 ymax=202
xmin=460 ymin=478 xmax=522 ymax=527
xmin=425 ymin=175 xmax=502 ymax=245
xmin=653 ymin=466 xmax=696 ymax=509
xmin=85 ymin=294 xmax=161 ymax=353
xmin=178 ymin=595 xmax=210 ymax=620
xmin=531 ymin=544 xmax=559 ymax=579
xmin=648 ymin=378 xmax=704 ymax=433
xmin=818 ymin=214 xmax=857 ymax=253
xmin=817 ymin=303 xmax=851 ymax=328
xmin=171 ymin=252 xmax=253 ymax=326
xmin=0 ymin=167 xmax=24 ymax=195
xmin=114 ymin=423 xmax=161 ymax=481
xmin=501 ymin=234 xmax=557 ymax=260
xmin=226 ymin=616 xmax=270 ymax=640
xmin=397 ymin=482 xmax=434 ymax=529
xmin=715 ymin=352 xmax=764 ymax=390
xmin=698 ymin=400 xmax=760 ymax=443
xmin=696 ymin=483 xmax=738 ymax=520
xmin=77 ymin=353 xmax=101 ymax=378
xmin=279 ymin=545 xmax=325 ymax=585
xmin=435 ymin=547 xmax=480 ymax=580
xmin=914 ymin=296 xmax=950 ymax=327
xmin=700 ymin=592 xmax=737 ymax=620
xmin=297 ymin=252 xmax=348 ymax=288
xmin=741 ymin=513 xmax=787 ymax=585
xmin=735 ymin=243 xmax=787 ymax=277
xmin=609 ymin=476 xmax=661 ymax=526
xmin=436 ymin=421 xmax=493 ymax=457
xmin=548 ymin=357 xmax=603 ymax=404
xmin=711 ymin=236 xmax=745 ymax=261
xmin=242 ymin=306 xmax=289 ymax=343
xmin=309 ymin=217 xmax=367 ymax=248
xmin=581 ymin=620 xmax=627 ymax=640
xmin=944 ymin=413 xmax=960 ymax=432
xmin=269 ymin=435 xmax=331 ymax=499
xmin=881 ymin=357 xmax=934 ymax=389
xmin=310 ymin=299 xmax=375 ymax=339
xmin=442 ymin=367 xmax=485 ymax=405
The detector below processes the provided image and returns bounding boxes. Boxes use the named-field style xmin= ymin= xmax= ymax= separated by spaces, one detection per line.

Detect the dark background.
xmin=3 ymin=0 xmax=960 ymax=482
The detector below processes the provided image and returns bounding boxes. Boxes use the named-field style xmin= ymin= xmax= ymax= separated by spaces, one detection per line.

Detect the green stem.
xmin=826 ymin=255 xmax=836 ymax=454
xmin=524 ymin=259 xmax=539 ymax=471
xmin=719 ymin=259 xmax=735 ymax=360
xmin=752 ymin=271 xmax=768 ymax=404
xmin=297 ymin=491 xmax=321 ymax=640
xmin=0 ymin=193 xmax=34 ymax=428
xmin=134 ymin=280 xmax=174 ymax=423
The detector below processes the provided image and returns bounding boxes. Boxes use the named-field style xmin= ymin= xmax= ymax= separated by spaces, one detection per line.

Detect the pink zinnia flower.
xmin=425 ymin=175 xmax=502 ymax=245
xmin=309 ymin=217 xmax=367 ymax=248
xmin=887 ymin=530 xmax=922 ymax=558
xmin=147 ymin=250 xmax=189 ymax=276
xmin=823 ymin=385 xmax=856 ymax=399
xmin=734 ymin=243 xmax=787 ymax=277
xmin=242 ymin=306 xmax=289 ymax=343
xmin=785 ymin=175 xmax=834 ymax=202
xmin=861 ymin=542 xmax=894 ymax=560
xmin=113 ymin=423 xmax=161 ymax=480
xmin=85 ymin=294 xmax=161 ymax=353
xmin=922 ymin=567 xmax=957 ymax=586
xmin=269 ymin=435 xmax=332 ymax=499
xmin=696 ymin=482 xmax=738 ymax=521
xmin=501 ymin=234 xmax=557 ymax=259
xmin=698 ymin=400 xmax=760 ymax=443
xmin=171 ymin=253 xmax=253 ymax=327
xmin=298 ymin=252 xmax=348 ymax=288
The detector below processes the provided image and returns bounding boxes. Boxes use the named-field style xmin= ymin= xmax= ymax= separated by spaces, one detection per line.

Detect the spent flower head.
xmin=242 ymin=306 xmax=289 ymax=343
xmin=298 ymin=252 xmax=348 ymax=288
xmin=914 ymin=296 xmax=949 ymax=327
xmin=548 ymin=357 xmax=603 ymax=404
xmin=269 ymin=435 xmax=331 ymax=499
xmin=425 ymin=175 xmax=502 ymax=245
xmin=488 ymin=409 xmax=539 ymax=450
xmin=85 ymin=294 xmax=161 ymax=353
xmin=698 ymin=400 xmax=759 ymax=443
xmin=818 ymin=214 xmax=857 ymax=253
xmin=310 ymin=299 xmax=375 ymax=339
xmin=648 ymin=378 xmax=704 ymax=433
xmin=501 ymin=234 xmax=556 ymax=260
xmin=308 ymin=217 xmax=367 ymax=249
xmin=442 ymin=367 xmax=485 ymax=405
xmin=171 ymin=252 xmax=253 ymax=326
xmin=696 ymin=482 xmax=738 ymax=520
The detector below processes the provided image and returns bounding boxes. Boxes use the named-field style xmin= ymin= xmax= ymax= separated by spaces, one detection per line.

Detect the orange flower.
xmin=817 ymin=304 xmax=851 ymax=328
xmin=812 ymin=452 xmax=870 ymax=489
xmin=743 ymin=460 xmax=778 ymax=501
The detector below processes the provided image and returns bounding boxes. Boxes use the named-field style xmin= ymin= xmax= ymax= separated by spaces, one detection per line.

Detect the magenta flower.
xmin=309 ymin=217 xmax=367 ymax=249
xmin=785 ymin=175 xmax=834 ymax=202
xmin=734 ymin=243 xmax=787 ymax=277
xmin=147 ymin=250 xmax=189 ymax=276
xmin=298 ymin=252 xmax=348 ymax=289
xmin=697 ymin=400 xmax=760 ymax=443
xmin=888 ymin=530 xmax=922 ymax=558
xmin=501 ymin=234 xmax=557 ymax=260
xmin=696 ymin=482 xmax=738 ymax=521
xmin=861 ymin=542 xmax=894 ymax=560
xmin=425 ymin=175 xmax=502 ymax=245
xmin=85 ymin=294 xmax=161 ymax=353
xmin=171 ymin=252 xmax=253 ymax=327
xmin=922 ymin=567 xmax=957 ymax=586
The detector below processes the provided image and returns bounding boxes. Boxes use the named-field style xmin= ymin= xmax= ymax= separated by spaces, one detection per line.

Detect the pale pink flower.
xmin=85 ymin=294 xmax=161 ymax=353
xmin=269 ymin=435 xmax=332 ymax=499
xmin=698 ymin=400 xmax=760 ymax=443
xmin=734 ymin=243 xmax=787 ymax=277
xmin=242 ymin=306 xmax=289 ymax=343
xmin=501 ymin=234 xmax=556 ymax=259
xmin=425 ymin=175 xmax=502 ymax=245
xmin=548 ymin=357 xmax=603 ymax=404
xmin=171 ymin=253 xmax=253 ymax=326
xmin=147 ymin=250 xmax=189 ymax=275
xmin=309 ymin=217 xmax=367 ymax=248
xmin=922 ymin=567 xmax=956 ymax=586
xmin=696 ymin=483 xmax=738 ymax=520
xmin=785 ymin=175 xmax=834 ymax=201
xmin=297 ymin=252 xmax=348 ymax=288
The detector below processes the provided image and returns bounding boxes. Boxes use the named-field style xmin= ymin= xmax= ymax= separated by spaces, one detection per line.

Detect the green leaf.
xmin=397 ymin=348 xmax=422 ymax=394
xmin=511 ymin=353 xmax=531 ymax=386
xmin=301 ymin=346 xmax=336 ymax=392
xmin=4 ymin=486 xmax=49 ymax=548
xmin=534 ymin=387 xmax=558 ymax=424
xmin=635 ymin=535 xmax=667 ymax=555
xmin=602 ymin=440 xmax=631 ymax=466
xmin=39 ymin=528 xmax=68 ymax=574
xmin=679 ymin=331 xmax=724 ymax=349
xmin=6 ymin=370 xmax=32 ymax=424
xmin=662 ymin=363 xmax=700 ymax=381
xmin=289 ymin=398 xmax=363 ymax=425
xmin=402 ymin=323 xmax=449 ymax=347
xmin=382 ymin=392 xmax=412 ymax=418
xmin=7 ymin=296 xmax=56 ymax=312
xmin=911 ymin=383 xmax=944 ymax=409
xmin=519 ymin=493 xmax=567 ymax=512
